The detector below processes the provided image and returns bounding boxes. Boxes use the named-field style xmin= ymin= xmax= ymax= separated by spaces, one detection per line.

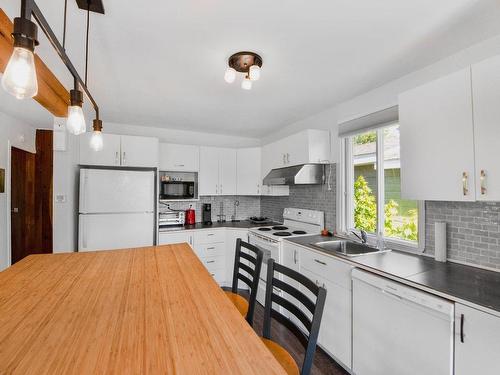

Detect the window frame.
xmin=338 ymin=123 xmax=425 ymax=253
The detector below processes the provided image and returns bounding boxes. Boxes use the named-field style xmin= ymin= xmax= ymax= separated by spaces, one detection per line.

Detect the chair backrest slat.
xmin=272 ymin=277 xmax=316 ymax=314
xmin=263 ymin=259 xmax=327 ymax=375
xmin=230 ymin=238 xmax=263 ymax=326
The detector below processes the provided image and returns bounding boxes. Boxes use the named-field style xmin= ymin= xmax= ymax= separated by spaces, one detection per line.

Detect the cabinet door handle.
xmin=189 ymin=236 xmax=192 ymax=245
xmin=462 ymin=172 xmax=468 ymax=196
xmin=314 ymin=259 xmax=327 ymax=266
xmin=286 ymin=153 xmax=290 ymax=163
xmin=283 ymin=154 xmax=286 ymax=164
xmin=460 ymin=314 xmax=465 ymax=343
xmin=480 ymin=170 xmax=487 ymax=195
xmin=294 ymin=250 xmax=297 ymax=264
xmin=215 ymin=184 xmax=218 ymax=194
xmin=220 ymin=184 xmax=223 ymax=194
xmin=122 ymin=152 xmax=127 ymax=165
xmin=115 ymin=151 xmax=119 ymax=165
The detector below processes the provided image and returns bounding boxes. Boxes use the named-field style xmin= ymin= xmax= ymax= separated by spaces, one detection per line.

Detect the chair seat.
xmin=224 ymin=291 xmax=249 ymax=317
xmin=261 ymin=338 xmax=300 ymax=375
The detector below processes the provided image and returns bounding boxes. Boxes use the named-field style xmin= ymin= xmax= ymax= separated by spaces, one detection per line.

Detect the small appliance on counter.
xmin=185 ymin=205 xmax=196 ymax=225
xmin=159 ymin=171 xmax=198 ymax=201
xmin=158 ymin=207 xmax=185 ymax=228
xmin=202 ymin=203 xmax=212 ymax=225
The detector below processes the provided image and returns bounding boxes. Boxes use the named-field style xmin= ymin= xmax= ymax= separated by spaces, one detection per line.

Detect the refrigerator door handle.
xmin=81 ymin=218 xmax=87 ymax=249
xmin=81 ymin=170 xmax=88 ymax=213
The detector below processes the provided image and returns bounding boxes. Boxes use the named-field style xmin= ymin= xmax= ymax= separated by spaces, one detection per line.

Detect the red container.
xmin=185 ymin=205 xmax=196 ymax=225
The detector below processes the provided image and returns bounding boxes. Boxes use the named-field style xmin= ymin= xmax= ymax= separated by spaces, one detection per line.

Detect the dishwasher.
xmin=352 ymin=269 xmax=454 ymax=375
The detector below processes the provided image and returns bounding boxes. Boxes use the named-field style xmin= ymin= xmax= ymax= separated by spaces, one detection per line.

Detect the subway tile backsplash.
xmin=425 ymin=201 xmax=500 ymax=270
xmin=161 ymin=196 xmax=261 ymax=223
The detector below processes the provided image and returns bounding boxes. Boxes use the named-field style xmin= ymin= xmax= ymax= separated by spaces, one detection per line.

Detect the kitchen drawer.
xmin=200 ymin=255 xmax=226 ymax=272
xmin=194 ymin=243 xmax=225 ymax=258
xmin=194 ymin=230 xmax=225 ymax=244
xmin=301 ymin=249 xmax=353 ymax=289
xmin=207 ymin=268 xmax=225 ymax=284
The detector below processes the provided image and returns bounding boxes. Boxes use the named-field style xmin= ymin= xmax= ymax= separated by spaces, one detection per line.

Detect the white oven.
xmin=248 ymin=231 xmax=280 ymax=305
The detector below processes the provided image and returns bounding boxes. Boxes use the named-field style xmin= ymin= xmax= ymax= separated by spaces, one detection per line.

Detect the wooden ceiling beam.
xmin=0 ymin=8 xmax=69 ymax=117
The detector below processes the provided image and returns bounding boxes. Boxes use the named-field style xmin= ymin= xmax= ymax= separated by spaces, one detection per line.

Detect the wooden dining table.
xmin=0 ymin=244 xmax=287 ymax=374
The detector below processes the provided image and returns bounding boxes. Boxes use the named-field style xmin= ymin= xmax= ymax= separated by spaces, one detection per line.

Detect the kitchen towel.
xmin=435 ymin=222 xmax=447 ymax=262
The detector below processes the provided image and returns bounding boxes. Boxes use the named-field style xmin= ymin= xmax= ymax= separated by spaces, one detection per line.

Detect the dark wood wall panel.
xmin=35 ymin=129 xmax=53 ymax=254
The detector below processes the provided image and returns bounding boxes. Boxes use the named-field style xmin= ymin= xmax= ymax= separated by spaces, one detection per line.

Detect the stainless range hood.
xmin=263 ymin=164 xmax=325 ymax=185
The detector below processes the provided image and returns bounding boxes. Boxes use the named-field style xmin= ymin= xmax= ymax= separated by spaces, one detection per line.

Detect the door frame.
xmin=6 ymin=142 xmax=12 ymax=267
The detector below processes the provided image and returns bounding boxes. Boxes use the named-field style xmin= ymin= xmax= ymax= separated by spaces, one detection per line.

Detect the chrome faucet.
xmin=351 ymin=229 xmax=368 ymax=244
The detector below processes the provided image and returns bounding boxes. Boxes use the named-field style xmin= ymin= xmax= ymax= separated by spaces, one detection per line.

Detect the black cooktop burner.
xmin=272 ymin=226 xmax=288 ymax=230
xmin=249 ymin=216 xmax=269 ymax=222
xmin=273 ymin=231 xmax=292 ymax=237
xmin=292 ymin=230 xmax=307 ymax=235
xmin=258 ymin=227 xmax=272 ymax=231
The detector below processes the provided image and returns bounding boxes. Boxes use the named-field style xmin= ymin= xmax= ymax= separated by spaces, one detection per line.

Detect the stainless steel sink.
xmin=310 ymin=239 xmax=388 ymax=257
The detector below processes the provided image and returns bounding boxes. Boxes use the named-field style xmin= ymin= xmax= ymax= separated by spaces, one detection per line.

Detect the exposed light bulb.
xmin=249 ymin=65 xmax=261 ymax=81
xmin=224 ymin=67 xmax=236 ymax=83
xmin=241 ymin=76 xmax=252 ymax=90
xmin=1 ymin=47 xmax=38 ymax=99
xmin=90 ymin=130 xmax=103 ymax=151
xmin=67 ymin=105 xmax=86 ymax=135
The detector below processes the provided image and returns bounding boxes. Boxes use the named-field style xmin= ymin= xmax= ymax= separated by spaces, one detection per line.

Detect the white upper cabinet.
xmin=199 ymin=147 xmax=236 ymax=196
xmin=236 ymin=148 xmax=261 ymax=196
xmin=399 ymin=68 xmax=476 ymax=201
xmin=120 ymin=135 xmax=159 ymax=168
xmin=199 ymin=147 xmax=219 ymax=196
xmin=455 ymin=303 xmax=500 ymax=375
xmin=79 ymin=133 xmax=122 ymax=167
xmin=219 ymin=148 xmax=237 ymax=195
xmin=261 ymin=129 xmax=330 ymax=178
xmin=159 ymin=143 xmax=199 ymax=172
xmin=471 ymin=55 xmax=500 ymax=201
xmin=80 ymin=134 xmax=159 ymax=168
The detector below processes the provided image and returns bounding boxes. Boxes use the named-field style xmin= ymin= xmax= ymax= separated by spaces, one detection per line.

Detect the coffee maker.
xmin=202 ymin=203 xmax=212 ymax=225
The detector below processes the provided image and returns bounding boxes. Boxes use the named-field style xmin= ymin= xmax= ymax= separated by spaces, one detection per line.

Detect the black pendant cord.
xmin=84 ymin=1 xmax=90 ymax=86
xmin=62 ymin=0 xmax=67 ymax=49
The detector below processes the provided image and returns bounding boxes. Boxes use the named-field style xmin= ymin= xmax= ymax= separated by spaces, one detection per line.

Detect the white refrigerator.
xmin=78 ymin=168 xmax=156 ymax=252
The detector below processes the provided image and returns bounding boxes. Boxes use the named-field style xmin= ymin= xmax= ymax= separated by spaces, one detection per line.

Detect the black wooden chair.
xmin=261 ymin=259 xmax=327 ymax=375
xmin=224 ymin=238 xmax=263 ymax=326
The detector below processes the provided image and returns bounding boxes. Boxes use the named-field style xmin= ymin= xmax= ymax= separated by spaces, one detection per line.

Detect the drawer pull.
xmin=207 ymin=247 xmax=215 ymax=250
xmin=206 ymin=260 xmax=216 ymax=264
xmin=314 ymin=259 xmax=327 ymax=266
xmin=207 ymin=233 xmax=215 ymax=237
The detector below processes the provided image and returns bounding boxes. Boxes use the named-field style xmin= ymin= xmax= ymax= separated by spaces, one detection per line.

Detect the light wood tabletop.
xmin=0 ymin=244 xmax=287 ymax=375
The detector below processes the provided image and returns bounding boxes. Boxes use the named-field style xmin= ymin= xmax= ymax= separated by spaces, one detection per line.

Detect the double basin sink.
xmin=310 ymin=238 xmax=390 ymax=258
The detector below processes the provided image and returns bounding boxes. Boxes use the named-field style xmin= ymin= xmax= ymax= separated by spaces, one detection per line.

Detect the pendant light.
xmin=1 ymin=17 xmax=39 ymax=99
xmin=90 ymin=119 xmax=103 ymax=151
xmin=67 ymin=86 xmax=86 ymax=134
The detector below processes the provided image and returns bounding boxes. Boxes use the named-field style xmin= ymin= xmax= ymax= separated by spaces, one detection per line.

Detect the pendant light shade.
xmin=90 ymin=119 xmax=103 ymax=151
xmin=2 ymin=18 xmax=39 ymax=99
xmin=224 ymin=67 xmax=236 ymax=83
xmin=241 ymin=76 xmax=252 ymax=90
xmin=249 ymin=65 xmax=260 ymax=81
xmin=67 ymin=89 xmax=86 ymax=135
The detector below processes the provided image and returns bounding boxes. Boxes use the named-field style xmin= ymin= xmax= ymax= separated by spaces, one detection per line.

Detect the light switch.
xmin=55 ymin=194 xmax=67 ymax=203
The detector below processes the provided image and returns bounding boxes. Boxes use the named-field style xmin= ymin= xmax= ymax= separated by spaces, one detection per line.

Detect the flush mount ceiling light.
xmin=2 ymin=0 xmax=105 ymax=149
xmin=224 ymin=51 xmax=263 ymax=90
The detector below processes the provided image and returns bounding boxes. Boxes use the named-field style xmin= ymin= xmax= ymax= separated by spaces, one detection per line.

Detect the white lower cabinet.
xmin=455 ymin=303 xmax=500 ymax=375
xmin=281 ymin=242 xmax=353 ymax=371
xmin=158 ymin=231 xmax=193 ymax=246
xmin=193 ymin=230 xmax=226 ymax=284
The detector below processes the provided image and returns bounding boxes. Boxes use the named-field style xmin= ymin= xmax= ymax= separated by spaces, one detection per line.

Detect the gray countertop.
xmin=286 ymin=235 xmax=500 ymax=315
xmin=158 ymin=220 xmax=280 ymax=233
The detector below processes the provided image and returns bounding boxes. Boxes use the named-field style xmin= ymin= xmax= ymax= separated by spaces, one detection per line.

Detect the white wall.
xmin=53 ymin=120 xmax=80 ymax=253
xmin=103 ymin=122 xmax=261 ymax=148
xmin=0 ymin=112 xmax=36 ymax=270
xmin=261 ymin=33 xmax=500 ymax=160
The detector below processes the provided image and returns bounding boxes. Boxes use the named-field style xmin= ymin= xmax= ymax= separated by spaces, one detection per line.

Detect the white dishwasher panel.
xmin=352 ymin=269 xmax=454 ymax=375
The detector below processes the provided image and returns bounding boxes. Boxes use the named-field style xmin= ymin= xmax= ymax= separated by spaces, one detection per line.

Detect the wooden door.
xmin=10 ymin=147 xmax=36 ymax=264
xmin=10 ymin=130 xmax=53 ymax=264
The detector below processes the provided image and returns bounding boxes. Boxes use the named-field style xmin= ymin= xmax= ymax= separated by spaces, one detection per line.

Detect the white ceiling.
xmin=1 ymin=0 xmax=500 ymax=138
